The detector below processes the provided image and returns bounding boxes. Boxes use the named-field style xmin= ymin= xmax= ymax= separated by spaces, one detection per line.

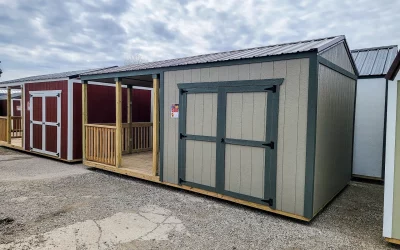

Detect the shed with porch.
xmin=0 ymin=68 xmax=152 ymax=162
xmin=80 ymin=35 xmax=358 ymax=221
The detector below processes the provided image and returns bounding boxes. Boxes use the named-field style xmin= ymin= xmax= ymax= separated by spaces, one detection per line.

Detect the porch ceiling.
xmin=87 ymin=74 xmax=153 ymax=88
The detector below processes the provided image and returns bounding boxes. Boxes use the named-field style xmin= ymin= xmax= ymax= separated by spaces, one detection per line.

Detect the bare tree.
xmin=124 ymin=54 xmax=147 ymax=66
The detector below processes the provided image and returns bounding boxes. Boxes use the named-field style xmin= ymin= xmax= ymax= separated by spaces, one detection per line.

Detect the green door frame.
xmin=178 ymin=79 xmax=283 ymax=209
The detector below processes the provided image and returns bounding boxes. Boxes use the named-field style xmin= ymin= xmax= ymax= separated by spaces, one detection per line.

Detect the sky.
xmin=0 ymin=0 xmax=399 ymax=81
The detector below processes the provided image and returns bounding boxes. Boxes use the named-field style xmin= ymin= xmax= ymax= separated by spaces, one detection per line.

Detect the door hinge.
xmin=180 ymin=133 xmax=187 ymax=139
xmin=30 ymin=120 xmax=32 ymax=124
xmin=56 ymin=153 xmax=59 ymax=157
xmin=179 ymin=178 xmax=186 ymax=184
xmin=56 ymin=93 xmax=60 ymax=97
xmin=221 ymin=138 xmax=225 ymax=143
xmin=56 ymin=123 xmax=60 ymax=127
xmin=262 ymin=141 xmax=274 ymax=149
xmin=262 ymin=198 xmax=274 ymax=206
xmin=180 ymin=89 xmax=188 ymax=95
xmin=264 ymin=85 xmax=277 ymax=93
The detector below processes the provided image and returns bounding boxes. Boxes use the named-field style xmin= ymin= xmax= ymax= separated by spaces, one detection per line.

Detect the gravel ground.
xmin=0 ymin=147 xmax=398 ymax=250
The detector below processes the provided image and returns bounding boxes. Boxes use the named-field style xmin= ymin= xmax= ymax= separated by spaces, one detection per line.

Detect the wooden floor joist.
xmin=385 ymin=237 xmax=400 ymax=245
xmin=83 ymin=159 xmax=310 ymax=222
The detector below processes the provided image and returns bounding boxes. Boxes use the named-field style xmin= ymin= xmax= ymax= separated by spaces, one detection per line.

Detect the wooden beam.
xmin=127 ymin=85 xmax=133 ymax=154
xmin=115 ymin=78 xmax=123 ymax=168
xmin=385 ymin=237 xmax=400 ymax=245
xmin=152 ymin=74 xmax=160 ymax=176
xmin=21 ymin=84 xmax=24 ymax=148
xmin=6 ymin=87 xmax=11 ymax=144
xmin=82 ymin=81 xmax=88 ymax=161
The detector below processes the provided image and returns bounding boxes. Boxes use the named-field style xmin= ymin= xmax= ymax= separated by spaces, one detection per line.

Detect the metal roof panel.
xmin=352 ymin=45 xmax=398 ymax=76
xmin=82 ymin=35 xmax=346 ymax=76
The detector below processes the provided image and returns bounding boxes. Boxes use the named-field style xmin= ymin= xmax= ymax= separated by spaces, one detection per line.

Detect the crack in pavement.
xmin=93 ymin=220 xmax=103 ymax=249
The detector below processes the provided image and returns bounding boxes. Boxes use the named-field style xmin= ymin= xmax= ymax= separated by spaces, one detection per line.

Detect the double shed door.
xmin=178 ymin=79 xmax=282 ymax=208
xmin=30 ymin=91 xmax=61 ymax=157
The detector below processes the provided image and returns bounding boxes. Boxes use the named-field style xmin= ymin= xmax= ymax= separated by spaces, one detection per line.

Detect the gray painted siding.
xmin=185 ymin=92 xmax=217 ymax=187
xmin=313 ymin=64 xmax=355 ymax=214
xmin=163 ymin=59 xmax=309 ymax=216
xmin=320 ymin=42 xmax=355 ymax=74
xmin=353 ymin=78 xmax=386 ymax=178
xmin=224 ymin=92 xmax=268 ymax=197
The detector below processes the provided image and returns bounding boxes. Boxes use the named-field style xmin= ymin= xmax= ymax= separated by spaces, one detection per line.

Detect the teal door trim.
xmin=178 ymin=79 xmax=283 ymax=208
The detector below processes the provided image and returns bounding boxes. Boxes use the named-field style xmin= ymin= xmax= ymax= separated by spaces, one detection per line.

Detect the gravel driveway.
xmin=0 ymin=147 xmax=396 ymax=249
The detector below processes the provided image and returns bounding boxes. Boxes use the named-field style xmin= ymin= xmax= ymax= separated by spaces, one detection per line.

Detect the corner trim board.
xmin=304 ymin=53 xmax=319 ymax=219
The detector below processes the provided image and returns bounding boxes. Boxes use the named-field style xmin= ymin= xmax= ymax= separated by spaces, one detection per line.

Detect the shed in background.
xmin=352 ymin=45 xmax=398 ymax=180
xmin=0 ymin=68 xmax=152 ymax=162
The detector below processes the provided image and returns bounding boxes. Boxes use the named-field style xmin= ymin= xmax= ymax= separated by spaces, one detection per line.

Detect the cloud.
xmin=0 ymin=0 xmax=399 ymax=81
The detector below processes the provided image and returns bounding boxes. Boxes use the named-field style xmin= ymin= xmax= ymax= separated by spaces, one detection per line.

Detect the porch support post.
xmin=127 ymin=85 xmax=133 ymax=154
xmin=152 ymin=74 xmax=160 ymax=176
xmin=82 ymin=80 xmax=88 ymax=161
xmin=115 ymin=78 xmax=123 ymax=168
xmin=21 ymin=84 xmax=24 ymax=148
xmin=6 ymin=87 xmax=11 ymax=144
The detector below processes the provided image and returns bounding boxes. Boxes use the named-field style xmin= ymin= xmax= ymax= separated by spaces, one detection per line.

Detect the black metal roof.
xmin=82 ymin=35 xmax=346 ymax=76
xmin=351 ymin=45 xmax=398 ymax=77
xmin=0 ymin=66 xmax=117 ymax=85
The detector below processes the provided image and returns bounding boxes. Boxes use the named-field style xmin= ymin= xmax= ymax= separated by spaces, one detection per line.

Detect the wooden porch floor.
xmin=11 ymin=138 xmax=22 ymax=148
xmin=122 ymin=151 xmax=153 ymax=176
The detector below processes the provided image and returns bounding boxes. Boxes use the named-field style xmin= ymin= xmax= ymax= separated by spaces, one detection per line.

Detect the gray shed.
xmin=80 ymin=35 xmax=358 ymax=221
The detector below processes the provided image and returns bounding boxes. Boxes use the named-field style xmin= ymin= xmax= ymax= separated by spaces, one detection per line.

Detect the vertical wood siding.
xmin=163 ymin=58 xmax=309 ymax=215
xmin=24 ymin=81 xmax=68 ymax=159
xmin=224 ymin=92 xmax=267 ymax=198
xmin=320 ymin=42 xmax=355 ymax=74
xmin=313 ymin=65 xmax=356 ymax=214
xmin=185 ymin=92 xmax=217 ymax=187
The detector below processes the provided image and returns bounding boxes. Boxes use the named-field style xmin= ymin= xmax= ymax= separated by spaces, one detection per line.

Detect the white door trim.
xmin=67 ymin=79 xmax=73 ymax=160
xmin=29 ymin=90 xmax=62 ymax=158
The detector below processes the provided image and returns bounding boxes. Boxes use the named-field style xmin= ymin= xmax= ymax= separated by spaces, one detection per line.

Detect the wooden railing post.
xmin=152 ymin=74 xmax=160 ymax=176
xmin=6 ymin=87 xmax=11 ymax=144
xmin=127 ymin=85 xmax=133 ymax=154
xmin=115 ymin=78 xmax=123 ymax=168
xmin=82 ymin=81 xmax=88 ymax=161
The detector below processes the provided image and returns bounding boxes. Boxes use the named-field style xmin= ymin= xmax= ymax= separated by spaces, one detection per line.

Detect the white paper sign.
xmin=171 ymin=104 xmax=179 ymax=118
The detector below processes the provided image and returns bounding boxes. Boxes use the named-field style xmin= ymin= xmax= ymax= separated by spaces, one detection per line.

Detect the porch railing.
xmin=123 ymin=122 xmax=153 ymax=154
xmin=11 ymin=116 xmax=23 ymax=138
xmin=0 ymin=116 xmax=6 ymax=142
xmin=85 ymin=122 xmax=153 ymax=166
xmin=85 ymin=124 xmax=116 ymax=166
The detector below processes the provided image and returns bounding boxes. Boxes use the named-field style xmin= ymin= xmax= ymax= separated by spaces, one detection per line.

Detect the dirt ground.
xmin=0 ymin=147 xmax=398 ymax=250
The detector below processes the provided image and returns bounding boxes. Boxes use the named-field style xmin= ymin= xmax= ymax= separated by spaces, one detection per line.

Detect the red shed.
xmin=0 ymin=68 xmax=152 ymax=162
